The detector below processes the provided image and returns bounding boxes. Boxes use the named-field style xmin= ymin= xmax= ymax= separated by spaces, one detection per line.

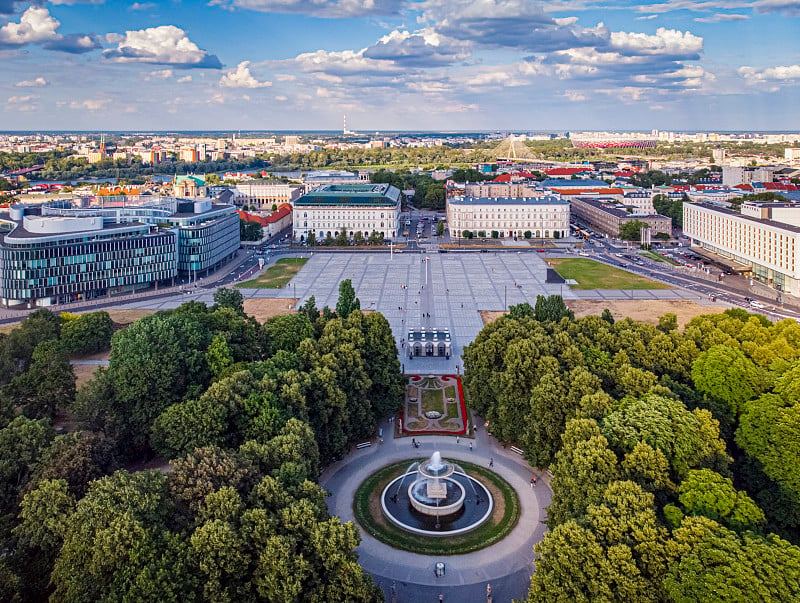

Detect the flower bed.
xmin=401 ymin=375 xmax=467 ymax=436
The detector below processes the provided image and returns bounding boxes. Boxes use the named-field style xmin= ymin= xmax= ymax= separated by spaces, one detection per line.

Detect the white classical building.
xmin=446 ymin=195 xmax=570 ymax=239
xmin=683 ymin=201 xmax=800 ymax=296
xmin=293 ymin=183 xmax=401 ymax=242
xmin=233 ymin=182 xmax=303 ymax=210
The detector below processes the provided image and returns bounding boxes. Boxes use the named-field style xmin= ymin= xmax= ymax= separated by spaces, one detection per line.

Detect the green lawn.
xmin=421 ymin=388 xmax=444 ymax=414
xmin=236 ymin=257 xmax=308 ymax=288
xmin=549 ymin=258 xmax=671 ymax=290
xmin=642 ymin=251 xmax=680 ymax=265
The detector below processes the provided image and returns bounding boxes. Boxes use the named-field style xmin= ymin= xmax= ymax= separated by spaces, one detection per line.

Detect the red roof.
xmin=237 ymin=204 xmax=291 ymax=226
xmin=614 ymin=170 xmax=635 ymax=178
xmin=545 ymin=167 xmax=589 ymax=176
xmin=492 ymin=174 xmax=512 ymax=182
xmin=734 ymin=184 xmax=754 ymax=191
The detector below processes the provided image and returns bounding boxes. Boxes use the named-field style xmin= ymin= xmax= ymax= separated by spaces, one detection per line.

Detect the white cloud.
xmin=739 ymin=64 xmax=800 ymax=85
xmin=103 ymin=25 xmax=222 ymax=68
xmin=275 ymin=73 xmax=296 ymax=81
xmin=610 ymin=27 xmax=703 ymax=58
xmin=69 ymin=98 xmax=112 ymax=111
xmin=0 ymin=7 xmax=60 ymax=45
xmin=177 ymin=75 xmax=192 ymax=83
xmin=219 ymin=61 xmax=271 ymax=88
xmin=146 ymin=69 xmax=173 ymax=80
xmin=419 ymin=0 xmax=609 ymax=52
xmin=315 ymin=73 xmax=342 ymax=83
xmin=275 ymin=95 xmax=288 ymax=101
xmin=694 ymin=12 xmax=750 ymax=21
xmin=15 ymin=77 xmax=48 ymax=87
xmin=207 ymin=0 xmax=404 ymax=18
xmin=5 ymin=94 xmax=39 ymax=111
xmin=316 ymin=86 xmax=332 ymax=97
xmin=564 ymin=90 xmax=587 ymax=101
xmin=363 ymin=28 xmax=471 ymax=67
xmin=282 ymin=48 xmax=403 ymax=76
xmin=130 ymin=2 xmax=156 ymax=9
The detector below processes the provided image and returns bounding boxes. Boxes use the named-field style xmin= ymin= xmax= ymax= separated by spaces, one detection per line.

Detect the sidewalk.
xmin=320 ymin=413 xmax=549 ymax=602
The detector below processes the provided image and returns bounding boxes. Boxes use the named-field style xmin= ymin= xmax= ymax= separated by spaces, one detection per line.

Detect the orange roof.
xmin=237 ymin=204 xmax=292 ymax=226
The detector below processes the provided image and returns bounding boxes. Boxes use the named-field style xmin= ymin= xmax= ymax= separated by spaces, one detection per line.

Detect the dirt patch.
xmin=73 ymin=364 xmax=102 ymax=389
xmin=243 ymin=298 xmax=298 ymax=323
xmin=481 ymin=299 xmax=726 ymax=329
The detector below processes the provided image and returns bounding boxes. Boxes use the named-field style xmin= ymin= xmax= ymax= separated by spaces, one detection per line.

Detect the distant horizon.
xmin=2 ymin=129 xmax=800 ymax=137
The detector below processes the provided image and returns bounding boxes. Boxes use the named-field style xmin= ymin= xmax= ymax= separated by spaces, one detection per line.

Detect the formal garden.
xmin=401 ymin=375 xmax=468 ymax=436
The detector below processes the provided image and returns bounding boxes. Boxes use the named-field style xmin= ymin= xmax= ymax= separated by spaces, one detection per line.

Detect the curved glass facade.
xmin=0 ymin=226 xmax=176 ymax=305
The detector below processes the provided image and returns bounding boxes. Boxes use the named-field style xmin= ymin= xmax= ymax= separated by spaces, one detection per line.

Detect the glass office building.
xmin=0 ymin=197 xmax=240 ymax=308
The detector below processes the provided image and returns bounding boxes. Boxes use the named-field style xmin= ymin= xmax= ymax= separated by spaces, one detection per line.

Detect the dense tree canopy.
xmin=0 ymin=284 xmax=399 ymax=601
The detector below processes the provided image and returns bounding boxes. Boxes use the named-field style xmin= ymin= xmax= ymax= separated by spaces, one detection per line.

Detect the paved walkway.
xmin=321 ymin=412 xmax=550 ymax=603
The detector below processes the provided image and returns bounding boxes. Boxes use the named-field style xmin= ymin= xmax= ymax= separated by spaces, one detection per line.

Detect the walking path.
xmin=321 ymin=412 xmax=550 ymax=603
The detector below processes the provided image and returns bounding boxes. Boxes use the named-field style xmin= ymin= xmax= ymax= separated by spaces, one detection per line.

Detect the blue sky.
xmin=0 ymin=0 xmax=799 ymax=131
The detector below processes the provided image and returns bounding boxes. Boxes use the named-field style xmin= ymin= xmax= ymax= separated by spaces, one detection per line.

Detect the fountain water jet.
xmin=381 ymin=451 xmax=494 ymax=536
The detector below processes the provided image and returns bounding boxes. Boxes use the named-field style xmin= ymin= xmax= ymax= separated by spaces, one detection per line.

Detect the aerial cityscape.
xmin=1 ymin=1 xmax=800 ymax=602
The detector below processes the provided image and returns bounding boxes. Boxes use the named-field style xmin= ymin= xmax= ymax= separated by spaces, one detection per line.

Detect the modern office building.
xmin=683 ymin=201 xmax=800 ymax=296
xmin=0 ymin=197 xmax=239 ymax=307
xmin=570 ymin=197 xmax=671 ymax=238
xmin=446 ymin=195 xmax=570 ymax=239
xmin=293 ymin=183 xmax=401 ymax=242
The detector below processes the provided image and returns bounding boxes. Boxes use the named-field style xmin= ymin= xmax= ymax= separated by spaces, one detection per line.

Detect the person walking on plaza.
xmin=530 ymin=477 xmax=536 ymax=488
xmin=489 ymin=457 xmax=494 ymax=468
xmin=469 ymin=442 xmax=473 ymax=451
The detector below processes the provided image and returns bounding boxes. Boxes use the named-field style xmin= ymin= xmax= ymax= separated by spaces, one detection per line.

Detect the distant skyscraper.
xmin=343 ymin=113 xmax=347 ymax=135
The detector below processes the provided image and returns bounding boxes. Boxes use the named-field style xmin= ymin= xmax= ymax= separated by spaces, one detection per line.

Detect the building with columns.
xmin=293 ymin=183 xmax=401 ymax=242
xmin=446 ymin=195 xmax=569 ymax=239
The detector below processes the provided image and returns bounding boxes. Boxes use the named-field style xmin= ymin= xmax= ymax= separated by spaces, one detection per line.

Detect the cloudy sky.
xmin=0 ymin=0 xmax=799 ymax=131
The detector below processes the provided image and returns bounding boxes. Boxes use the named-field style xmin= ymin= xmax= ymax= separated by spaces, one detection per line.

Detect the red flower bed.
xmin=401 ymin=375 xmax=467 ymax=436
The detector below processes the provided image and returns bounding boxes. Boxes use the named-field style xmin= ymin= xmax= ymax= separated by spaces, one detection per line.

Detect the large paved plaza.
xmin=118 ymin=251 xmax=704 ymax=373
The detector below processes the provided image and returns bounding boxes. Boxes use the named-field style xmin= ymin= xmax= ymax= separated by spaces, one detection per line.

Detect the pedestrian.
xmin=412 ymin=438 xmax=416 ymax=447
xmin=439 ymin=595 xmax=443 ymax=603
xmin=532 ymin=476 xmax=537 ymax=487
xmin=469 ymin=442 xmax=473 ymax=451
xmin=456 ymin=435 xmax=459 ymax=444
xmin=489 ymin=458 xmax=494 ymax=468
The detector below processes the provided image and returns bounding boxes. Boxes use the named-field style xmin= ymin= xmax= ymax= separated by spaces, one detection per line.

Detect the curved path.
xmin=321 ymin=414 xmax=551 ymax=603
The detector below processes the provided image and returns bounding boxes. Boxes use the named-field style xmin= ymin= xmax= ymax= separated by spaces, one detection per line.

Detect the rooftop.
xmin=295 ymin=183 xmax=401 ymax=207
xmin=689 ymin=202 xmax=800 ymax=234
xmin=448 ymin=195 xmax=567 ymax=206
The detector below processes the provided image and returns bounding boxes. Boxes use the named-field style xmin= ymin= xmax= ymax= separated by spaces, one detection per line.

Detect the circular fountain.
xmin=381 ymin=451 xmax=493 ymax=536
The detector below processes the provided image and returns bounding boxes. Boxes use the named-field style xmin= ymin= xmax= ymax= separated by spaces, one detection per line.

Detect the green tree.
xmin=206 ymin=333 xmax=235 ymax=379
xmin=678 ymin=468 xmax=765 ymax=532
xmin=618 ymin=219 xmax=649 ymax=241
xmin=60 ymin=311 xmax=114 ymax=355
xmin=265 ymin=313 xmax=314 ymax=356
xmin=736 ymin=393 xmax=800 ymax=508
xmin=8 ymin=340 xmax=75 ymax=419
xmin=601 ymin=393 xmax=729 ymax=479
xmin=335 ymin=279 xmax=360 ymax=319
xmin=534 ymin=294 xmax=574 ymax=323
xmin=692 ymin=344 xmax=762 ymax=414
xmin=213 ymin=287 xmax=245 ymax=315
xmin=335 ymin=227 xmax=348 ymax=246
xmin=664 ymin=516 xmax=800 ymax=602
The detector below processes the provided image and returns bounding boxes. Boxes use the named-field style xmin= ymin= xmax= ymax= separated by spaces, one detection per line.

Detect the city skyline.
xmin=1 ymin=1 xmax=799 ymax=131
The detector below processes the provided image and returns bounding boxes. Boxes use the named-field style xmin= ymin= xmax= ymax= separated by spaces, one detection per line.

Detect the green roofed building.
xmin=293 ymin=183 xmax=401 ymax=243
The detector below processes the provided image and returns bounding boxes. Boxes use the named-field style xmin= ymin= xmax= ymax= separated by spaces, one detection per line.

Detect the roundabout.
xmin=321 ymin=420 xmax=551 ymax=602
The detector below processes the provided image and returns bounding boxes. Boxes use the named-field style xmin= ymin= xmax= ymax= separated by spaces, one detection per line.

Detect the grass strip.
xmin=549 ymin=258 xmax=671 ymax=290
xmin=237 ymin=257 xmax=308 ymax=289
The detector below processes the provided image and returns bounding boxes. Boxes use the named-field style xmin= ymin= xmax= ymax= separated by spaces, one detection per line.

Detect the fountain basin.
xmin=381 ymin=470 xmax=493 ymax=536
xmin=408 ymin=477 xmax=465 ymax=517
